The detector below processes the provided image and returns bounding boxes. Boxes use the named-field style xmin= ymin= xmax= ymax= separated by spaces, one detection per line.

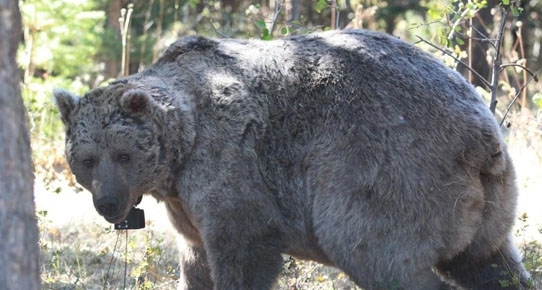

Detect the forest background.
xmin=19 ymin=0 xmax=542 ymax=289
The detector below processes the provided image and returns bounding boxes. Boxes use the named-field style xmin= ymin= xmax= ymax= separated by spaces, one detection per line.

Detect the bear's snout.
xmin=96 ymin=196 xmax=120 ymax=218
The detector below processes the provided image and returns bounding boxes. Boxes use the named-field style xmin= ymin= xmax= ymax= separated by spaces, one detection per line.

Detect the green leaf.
xmin=511 ymin=6 xmax=521 ymax=17
xmin=261 ymin=28 xmax=273 ymax=40
xmin=315 ymin=0 xmax=327 ymax=13
xmin=455 ymin=37 xmax=465 ymax=46
xmin=188 ymin=0 xmax=199 ymax=9
xmin=533 ymin=93 xmax=542 ymax=109
xmin=255 ymin=19 xmax=267 ymax=29
xmin=281 ymin=27 xmax=288 ymax=35
xmin=501 ymin=0 xmax=509 ymax=5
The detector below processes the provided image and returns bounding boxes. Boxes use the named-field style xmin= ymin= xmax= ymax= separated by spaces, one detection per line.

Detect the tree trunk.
xmin=0 ymin=0 xmax=40 ymax=289
xmin=105 ymin=0 xmax=123 ymax=78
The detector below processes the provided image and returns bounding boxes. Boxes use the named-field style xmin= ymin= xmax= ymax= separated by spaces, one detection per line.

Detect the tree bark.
xmin=0 ymin=0 xmax=40 ymax=289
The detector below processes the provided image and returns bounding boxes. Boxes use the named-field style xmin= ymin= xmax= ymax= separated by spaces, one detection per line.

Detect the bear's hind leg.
xmin=342 ymin=256 xmax=454 ymax=290
xmin=363 ymin=268 xmax=452 ymax=290
xmin=435 ymin=151 xmax=534 ymax=289
xmin=436 ymin=235 xmax=532 ymax=290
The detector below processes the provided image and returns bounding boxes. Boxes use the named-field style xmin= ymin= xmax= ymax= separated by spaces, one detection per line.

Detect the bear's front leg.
xmin=164 ymin=198 xmax=214 ymax=289
xmin=200 ymin=202 xmax=285 ymax=290
xmin=177 ymin=236 xmax=213 ymax=290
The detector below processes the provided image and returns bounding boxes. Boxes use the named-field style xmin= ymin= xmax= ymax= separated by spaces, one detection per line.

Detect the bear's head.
xmin=54 ymin=82 xmax=193 ymax=223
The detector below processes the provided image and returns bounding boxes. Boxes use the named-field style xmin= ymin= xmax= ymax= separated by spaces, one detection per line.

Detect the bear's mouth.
xmin=99 ymin=195 xmax=143 ymax=224
xmin=103 ymin=211 xmax=130 ymax=224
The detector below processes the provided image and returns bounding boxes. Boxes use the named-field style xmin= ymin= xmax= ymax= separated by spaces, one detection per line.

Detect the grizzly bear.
xmin=54 ymin=29 xmax=531 ymax=289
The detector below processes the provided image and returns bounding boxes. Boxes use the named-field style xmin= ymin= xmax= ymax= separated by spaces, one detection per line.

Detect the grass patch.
xmin=38 ymin=210 xmax=180 ymax=290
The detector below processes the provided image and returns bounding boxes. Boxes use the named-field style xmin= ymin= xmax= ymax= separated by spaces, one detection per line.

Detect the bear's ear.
xmin=118 ymin=89 xmax=152 ymax=114
xmin=53 ymin=88 xmax=80 ymax=124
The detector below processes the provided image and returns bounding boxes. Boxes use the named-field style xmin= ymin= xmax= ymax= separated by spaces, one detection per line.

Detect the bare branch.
xmin=268 ymin=0 xmax=282 ymax=36
xmin=447 ymin=6 xmax=474 ymax=40
xmin=415 ymin=35 xmax=490 ymax=88
xmin=500 ymin=63 xmax=539 ymax=82
xmin=500 ymin=67 xmax=542 ymax=126
xmin=177 ymin=10 xmax=206 ymax=36
xmin=488 ymin=7 xmax=508 ymax=114
xmin=209 ymin=18 xmax=231 ymax=38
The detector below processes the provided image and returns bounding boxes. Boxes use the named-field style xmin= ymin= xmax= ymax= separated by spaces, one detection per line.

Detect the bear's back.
xmin=155 ymin=30 xmax=491 ymax=133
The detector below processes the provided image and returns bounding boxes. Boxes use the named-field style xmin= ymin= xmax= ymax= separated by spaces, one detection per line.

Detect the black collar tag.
xmin=114 ymin=206 xmax=145 ymax=230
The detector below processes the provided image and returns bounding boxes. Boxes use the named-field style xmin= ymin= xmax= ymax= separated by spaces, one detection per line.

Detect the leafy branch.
xmin=417 ymin=0 xmax=538 ymax=121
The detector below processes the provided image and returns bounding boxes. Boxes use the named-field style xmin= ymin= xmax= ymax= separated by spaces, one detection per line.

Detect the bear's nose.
xmin=96 ymin=196 xmax=120 ymax=217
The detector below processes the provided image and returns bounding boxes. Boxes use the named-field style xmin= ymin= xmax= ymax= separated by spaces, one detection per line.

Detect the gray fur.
xmin=54 ymin=29 xmax=531 ymax=290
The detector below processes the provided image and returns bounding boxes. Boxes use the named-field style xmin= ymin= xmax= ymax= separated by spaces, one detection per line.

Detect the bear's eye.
xmin=118 ymin=153 xmax=130 ymax=163
xmin=82 ymin=158 xmax=95 ymax=168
